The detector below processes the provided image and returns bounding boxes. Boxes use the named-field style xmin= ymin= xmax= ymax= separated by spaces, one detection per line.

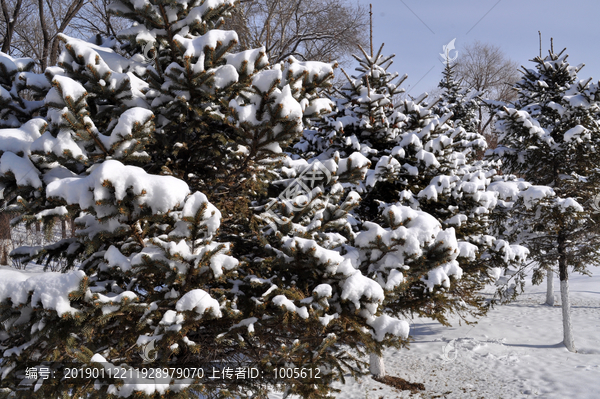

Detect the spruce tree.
xmin=488 ymin=46 xmax=600 ymax=352
xmin=435 ymin=60 xmax=480 ymax=141
xmin=0 ymin=52 xmax=53 ymax=270
xmin=0 ymin=32 xmax=246 ymax=398
xmin=0 ymin=2 xmax=443 ymax=398
xmin=260 ymin=128 xmax=463 ymax=382
xmin=0 ymin=3 xmax=330 ymax=399
xmin=295 ymin=44 xmax=527 ymax=376
xmin=300 ymin=44 xmax=526 ymax=320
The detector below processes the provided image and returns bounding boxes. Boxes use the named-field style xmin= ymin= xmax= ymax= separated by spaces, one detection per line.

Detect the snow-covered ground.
xmin=323 ymin=269 xmax=600 ymax=399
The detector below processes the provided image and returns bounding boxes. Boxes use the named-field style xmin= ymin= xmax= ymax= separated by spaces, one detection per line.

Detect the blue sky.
xmin=352 ymin=0 xmax=600 ymax=95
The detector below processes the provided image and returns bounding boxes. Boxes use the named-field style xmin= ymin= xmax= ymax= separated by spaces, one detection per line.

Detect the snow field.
xmin=327 ymin=270 xmax=600 ymax=399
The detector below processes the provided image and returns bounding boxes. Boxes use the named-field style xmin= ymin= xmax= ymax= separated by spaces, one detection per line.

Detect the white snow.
xmin=108 ymin=107 xmax=154 ymax=146
xmin=367 ymin=314 xmax=410 ymax=341
xmin=225 ymin=47 xmax=268 ymax=76
xmin=557 ymin=197 xmax=584 ymax=212
xmin=175 ymin=289 xmax=221 ymax=318
xmin=355 ymin=206 xmax=445 ymax=271
xmin=30 ymin=129 xmax=88 ymax=161
xmin=0 ymin=53 xmax=34 ymax=73
xmin=181 ymin=192 xmax=221 ymax=236
xmin=565 ymin=94 xmax=590 ymax=108
xmin=384 ymin=269 xmax=404 ymax=290
xmin=274 ymin=85 xmax=303 ymax=120
xmin=282 ymin=237 xmax=347 ymax=275
xmin=313 ymin=284 xmax=333 ymax=298
xmin=564 ymin=125 xmax=588 ymax=142
xmin=286 ymin=56 xmax=335 ymax=83
xmin=488 ymin=179 xmax=531 ymax=201
xmin=230 ymin=317 xmax=259 ymax=334
xmin=520 ymin=185 xmax=555 ymax=209
xmin=319 ymin=312 xmax=338 ymax=327
xmin=0 ymin=152 xmax=42 ymax=188
xmin=104 ymin=245 xmax=133 ymax=271
xmin=547 ymin=101 xmax=565 ymax=116
xmin=457 ymin=241 xmax=478 ymax=259
xmin=0 ymin=267 xmax=85 ymax=317
xmin=212 ymin=65 xmax=239 ymax=89
xmin=46 ymin=160 xmax=190 ymax=215
xmin=316 ymin=268 xmax=600 ymax=399
xmin=423 ymin=260 xmax=462 ymax=291
xmin=52 ymin=75 xmax=87 ymax=100
xmin=338 ymin=152 xmax=371 ymax=176
xmin=57 ymin=34 xmax=140 ymax=75
xmin=415 ymin=149 xmax=440 ymax=168
xmin=0 ymin=119 xmax=46 ymax=155
xmin=340 ymin=272 xmax=384 ymax=315
xmin=272 ymin=295 xmax=309 ymax=319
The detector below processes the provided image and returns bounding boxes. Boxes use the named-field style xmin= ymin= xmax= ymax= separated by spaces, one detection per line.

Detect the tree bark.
xmin=558 ymin=233 xmax=576 ymax=352
xmin=369 ymin=353 xmax=385 ymax=378
xmin=37 ymin=0 xmax=50 ymax=70
xmin=0 ymin=212 xmax=12 ymax=265
xmin=560 ymin=279 xmax=575 ymax=352
xmin=545 ymin=268 xmax=554 ymax=306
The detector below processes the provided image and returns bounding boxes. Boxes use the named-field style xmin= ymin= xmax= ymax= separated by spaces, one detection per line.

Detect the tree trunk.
xmin=369 ymin=353 xmax=385 ymax=378
xmin=558 ymin=233 xmax=576 ymax=352
xmin=545 ymin=268 xmax=554 ymax=306
xmin=61 ymin=218 xmax=66 ymax=239
xmin=560 ymin=279 xmax=575 ymax=352
xmin=37 ymin=0 xmax=50 ymax=70
xmin=1 ymin=0 xmax=23 ymax=54
xmin=0 ymin=212 xmax=12 ymax=265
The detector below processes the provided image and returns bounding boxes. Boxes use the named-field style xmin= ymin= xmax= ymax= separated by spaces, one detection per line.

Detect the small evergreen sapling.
xmin=488 ymin=46 xmax=600 ymax=352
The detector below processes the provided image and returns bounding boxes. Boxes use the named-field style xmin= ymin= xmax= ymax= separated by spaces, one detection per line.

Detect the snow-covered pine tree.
xmin=259 ymin=139 xmax=463 ymax=384
xmin=294 ymin=44 xmax=527 ymax=377
xmin=106 ymin=1 xmax=355 ymax=396
xmin=0 ymin=0 xmax=384 ymax=397
xmin=0 ymin=34 xmax=250 ymax=398
xmin=488 ymin=45 xmax=600 ymax=352
xmin=0 ymin=53 xmax=49 ymax=129
xmin=111 ymin=0 xmax=337 ymax=275
xmin=435 ymin=60 xmax=480 ymax=144
xmin=0 ymin=53 xmax=52 ymax=263
xmin=304 ymin=44 xmax=525 ymax=319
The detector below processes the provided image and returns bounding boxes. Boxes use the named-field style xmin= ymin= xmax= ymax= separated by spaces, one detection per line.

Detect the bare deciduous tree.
xmin=456 ymin=41 xmax=519 ymax=144
xmin=224 ymin=0 xmax=368 ymax=65
xmin=3 ymin=0 xmax=40 ymax=58
xmin=69 ymin=0 xmax=130 ymax=40
xmin=2 ymin=0 xmax=85 ymax=68
xmin=0 ymin=0 xmax=23 ymax=53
